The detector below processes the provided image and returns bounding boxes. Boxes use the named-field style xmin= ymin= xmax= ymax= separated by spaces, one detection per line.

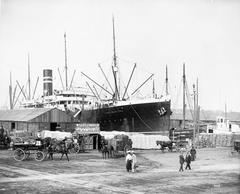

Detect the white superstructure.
xmin=207 ymin=116 xmax=240 ymax=134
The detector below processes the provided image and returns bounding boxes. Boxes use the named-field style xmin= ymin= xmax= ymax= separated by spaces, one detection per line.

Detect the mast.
xmin=225 ymin=101 xmax=227 ymax=122
xmin=28 ymin=53 xmax=31 ymax=100
xmin=183 ymin=63 xmax=186 ymax=130
xmin=152 ymin=79 xmax=155 ymax=98
xmin=165 ymin=65 xmax=169 ymax=95
xmin=196 ymin=78 xmax=199 ymax=134
xmin=112 ymin=16 xmax=119 ymax=100
xmin=193 ymin=83 xmax=196 ymax=144
xmin=64 ymin=32 xmax=68 ymax=90
xmin=9 ymin=72 xmax=13 ymax=109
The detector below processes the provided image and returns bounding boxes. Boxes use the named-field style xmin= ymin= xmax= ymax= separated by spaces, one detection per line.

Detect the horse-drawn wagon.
xmin=100 ymin=133 xmax=132 ymax=158
xmin=156 ymin=140 xmax=175 ymax=152
xmin=12 ymin=137 xmax=48 ymax=161
xmin=111 ymin=134 xmax=132 ymax=154
xmin=12 ymin=130 xmax=79 ymax=162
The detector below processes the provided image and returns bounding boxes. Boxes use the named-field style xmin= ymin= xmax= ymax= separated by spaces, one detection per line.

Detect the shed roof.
xmin=0 ymin=108 xmax=55 ymax=122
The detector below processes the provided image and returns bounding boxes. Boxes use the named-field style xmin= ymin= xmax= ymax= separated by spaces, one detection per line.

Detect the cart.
xmin=12 ymin=139 xmax=47 ymax=162
xmin=108 ymin=134 xmax=132 ymax=156
xmin=156 ymin=140 xmax=175 ymax=152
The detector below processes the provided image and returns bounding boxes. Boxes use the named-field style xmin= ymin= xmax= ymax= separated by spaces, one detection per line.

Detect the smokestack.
xmin=43 ymin=69 xmax=53 ymax=96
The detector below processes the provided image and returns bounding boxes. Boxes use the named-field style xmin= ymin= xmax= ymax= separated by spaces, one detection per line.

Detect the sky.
xmin=0 ymin=0 xmax=240 ymax=112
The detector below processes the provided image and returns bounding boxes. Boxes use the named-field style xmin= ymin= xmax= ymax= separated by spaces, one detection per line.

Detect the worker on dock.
xmin=190 ymin=146 xmax=197 ymax=161
xmin=131 ymin=150 xmax=137 ymax=172
xmin=185 ymin=151 xmax=192 ymax=170
xmin=179 ymin=152 xmax=185 ymax=172
xmin=125 ymin=150 xmax=133 ymax=172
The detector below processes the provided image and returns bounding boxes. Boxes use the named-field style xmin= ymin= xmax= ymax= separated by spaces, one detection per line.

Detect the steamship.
xmin=20 ymin=19 xmax=172 ymax=133
xmin=19 ymin=69 xmax=95 ymax=113
xmin=77 ymin=18 xmax=171 ymax=132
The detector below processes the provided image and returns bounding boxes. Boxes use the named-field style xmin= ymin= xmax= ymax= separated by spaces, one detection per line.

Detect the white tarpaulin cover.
xmin=40 ymin=130 xmax=72 ymax=140
xmin=129 ymin=133 xmax=170 ymax=149
xmin=100 ymin=131 xmax=170 ymax=149
xmin=100 ymin=131 xmax=127 ymax=139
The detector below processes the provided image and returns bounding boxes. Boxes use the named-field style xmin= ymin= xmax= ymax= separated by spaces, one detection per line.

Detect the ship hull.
xmin=78 ymin=100 xmax=171 ymax=133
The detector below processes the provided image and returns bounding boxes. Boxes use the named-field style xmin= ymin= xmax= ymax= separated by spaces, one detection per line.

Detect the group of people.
xmin=179 ymin=146 xmax=197 ymax=172
xmin=125 ymin=150 xmax=137 ymax=172
xmin=0 ymin=126 xmax=11 ymax=148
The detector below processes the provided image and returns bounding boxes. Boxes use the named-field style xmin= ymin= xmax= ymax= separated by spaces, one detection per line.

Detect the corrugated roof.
xmin=0 ymin=108 xmax=54 ymax=122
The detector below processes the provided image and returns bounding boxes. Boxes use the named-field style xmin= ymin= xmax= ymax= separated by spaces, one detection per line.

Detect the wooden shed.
xmin=0 ymin=108 xmax=77 ymax=136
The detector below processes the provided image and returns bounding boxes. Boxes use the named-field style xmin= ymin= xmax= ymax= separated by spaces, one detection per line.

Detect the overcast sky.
xmin=0 ymin=0 xmax=240 ymax=112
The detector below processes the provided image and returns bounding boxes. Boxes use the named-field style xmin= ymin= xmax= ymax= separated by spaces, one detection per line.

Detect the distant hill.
xmin=171 ymin=109 xmax=240 ymax=122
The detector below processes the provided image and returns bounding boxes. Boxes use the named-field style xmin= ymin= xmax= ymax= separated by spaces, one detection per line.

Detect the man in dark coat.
xmin=190 ymin=146 xmax=196 ymax=161
xmin=179 ymin=152 xmax=185 ymax=172
xmin=185 ymin=152 xmax=192 ymax=170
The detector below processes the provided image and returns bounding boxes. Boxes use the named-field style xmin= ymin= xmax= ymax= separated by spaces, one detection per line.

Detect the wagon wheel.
xmin=69 ymin=144 xmax=80 ymax=154
xmin=35 ymin=151 xmax=45 ymax=162
xmin=13 ymin=148 xmax=25 ymax=161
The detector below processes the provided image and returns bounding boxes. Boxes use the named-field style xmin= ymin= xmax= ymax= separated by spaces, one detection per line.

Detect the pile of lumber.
xmin=196 ymin=133 xmax=240 ymax=148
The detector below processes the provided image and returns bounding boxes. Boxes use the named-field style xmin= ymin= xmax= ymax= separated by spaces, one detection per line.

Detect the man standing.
xmin=185 ymin=152 xmax=192 ymax=170
xmin=179 ymin=152 xmax=185 ymax=172
xmin=131 ymin=150 xmax=137 ymax=172
xmin=190 ymin=146 xmax=196 ymax=161
xmin=125 ymin=151 xmax=133 ymax=172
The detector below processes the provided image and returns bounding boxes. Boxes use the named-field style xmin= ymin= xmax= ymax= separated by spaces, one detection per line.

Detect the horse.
xmin=107 ymin=144 xmax=114 ymax=158
xmin=156 ymin=141 xmax=173 ymax=152
xmin=46 ymin=138 xmax=70 ymax=161
xmin=101 ymin=143 xmax=115 ymax=159
xmin=101 ymin=144 xmax=109 ymax=159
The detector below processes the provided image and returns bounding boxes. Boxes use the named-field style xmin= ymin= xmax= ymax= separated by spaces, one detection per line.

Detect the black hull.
xmin=78 ymin=100 xmax=171 ymax=133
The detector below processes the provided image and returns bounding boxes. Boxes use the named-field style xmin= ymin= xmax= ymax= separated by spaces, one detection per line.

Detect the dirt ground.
xmin=0 ymin=147 xmax=239 ymax=194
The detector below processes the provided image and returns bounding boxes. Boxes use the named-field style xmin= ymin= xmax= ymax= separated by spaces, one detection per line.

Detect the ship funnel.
xmin=43 ymin=69 xmax=53 ymax=96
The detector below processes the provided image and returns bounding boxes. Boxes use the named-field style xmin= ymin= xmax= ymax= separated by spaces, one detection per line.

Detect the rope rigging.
xmin=130 ymin=104 xmax=154 ymax=131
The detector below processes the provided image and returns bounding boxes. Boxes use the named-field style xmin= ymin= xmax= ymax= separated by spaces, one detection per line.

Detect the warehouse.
xmin=0 ymin=108 xmax=77 ymax=137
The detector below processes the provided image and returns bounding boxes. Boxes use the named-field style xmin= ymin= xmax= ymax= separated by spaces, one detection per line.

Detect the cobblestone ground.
xmin=0 ymin=148 xmax=239 ymax=194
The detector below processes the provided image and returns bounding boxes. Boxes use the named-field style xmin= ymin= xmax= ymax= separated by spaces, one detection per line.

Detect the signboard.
xmin=75 ymin=123 xmax=100 ymax=135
